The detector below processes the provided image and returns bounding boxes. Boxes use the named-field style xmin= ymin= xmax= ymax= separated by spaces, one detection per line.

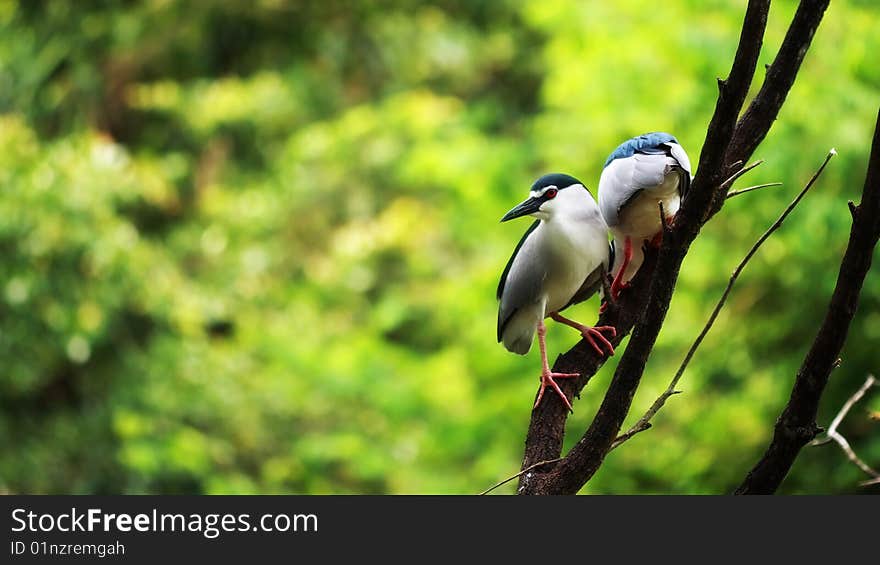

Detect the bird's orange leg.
xmin=533 ymin=320 xmax=579 ymax=412
xmin=550 ymin=312 xmax=616 ymax=356
xmin=609 ymin=236 xmax=633 ymax=300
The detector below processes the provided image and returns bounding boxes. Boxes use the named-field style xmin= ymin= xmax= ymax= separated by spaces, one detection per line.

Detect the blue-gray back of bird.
xmin=497 ymin=174 xmax=611 ymax=355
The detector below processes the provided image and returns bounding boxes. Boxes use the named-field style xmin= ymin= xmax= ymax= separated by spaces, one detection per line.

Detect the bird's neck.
xmin=541 ymin=210 xmax=603 ymax=248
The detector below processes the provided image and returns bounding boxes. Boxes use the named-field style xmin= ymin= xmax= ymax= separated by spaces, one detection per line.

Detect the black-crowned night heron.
xmin=598 ymin=132 xmax=692 ymax=298
xmin=497 ymin=173 xmax=615 ymax=412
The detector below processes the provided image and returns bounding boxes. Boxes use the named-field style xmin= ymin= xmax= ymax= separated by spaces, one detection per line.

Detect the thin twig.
xmin=611 ymin=149 xmax=837 ymax=451
xmin=720 ymin=159 xmax=764 ymax=190
xmin=480 ymin=458 xmax=562 ymax=495
xmin=810 ymin=375 xmax=879 ymax=483
xmin=827 ymin=432 xmax=878 ymax=478
xmin=811 ymin=374 xmax=876 ymax=445
xmin=726 ymin=182 xmax=783 ymax=199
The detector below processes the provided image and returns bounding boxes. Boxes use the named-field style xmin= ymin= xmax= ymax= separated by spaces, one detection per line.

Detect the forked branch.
xmin=810 ymin=375 xmax=879 ymax=485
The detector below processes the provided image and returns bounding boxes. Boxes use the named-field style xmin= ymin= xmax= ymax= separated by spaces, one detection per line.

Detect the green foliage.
xmin=1 ymin=0 xmax=878 ymax=494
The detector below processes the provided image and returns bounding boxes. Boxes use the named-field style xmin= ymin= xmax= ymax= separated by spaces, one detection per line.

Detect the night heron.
xmin=497 ymin=173 xmax=616 ymax=411
xmin=598 ymin=132 xmax=691 ymax=298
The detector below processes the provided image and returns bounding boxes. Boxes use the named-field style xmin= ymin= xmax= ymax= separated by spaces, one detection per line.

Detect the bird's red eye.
xmin=545 ymin=188 xmax=558 ymax=199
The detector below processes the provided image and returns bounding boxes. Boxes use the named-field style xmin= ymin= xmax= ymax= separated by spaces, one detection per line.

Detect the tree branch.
xmin=518 ymin=0 xmax=772 ymax=495
xmin=726 ymin=182 xmax=783 ymax=199
xmin=810 ymin=375 xmax=879 ymax=484
xmin=610 ymin=150 xmax=836 ymax=451
xmin=726 ymin=0 xmax=832 ymax=167
xmin=720 ymin=159 xmax=764 ymax=191
xmin=811 ymin=375 xmax=877 ymax=446
xmin=736 ymin=107 xmax=880 ymax=494
xmin=517 ymin=252 xmax=657 ymax=471
xmin=479 ymin=458 xmax=561 ymax=496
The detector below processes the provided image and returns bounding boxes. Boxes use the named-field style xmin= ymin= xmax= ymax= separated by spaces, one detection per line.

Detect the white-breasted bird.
xmin=497 ymin=173 xmax=616 ymax=412
xmin=598 ymin=132 xmax=692 ymax=298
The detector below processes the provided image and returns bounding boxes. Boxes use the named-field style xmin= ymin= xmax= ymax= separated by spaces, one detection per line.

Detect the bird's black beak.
xmin=500 ymin=197 xmax=542 ymax=222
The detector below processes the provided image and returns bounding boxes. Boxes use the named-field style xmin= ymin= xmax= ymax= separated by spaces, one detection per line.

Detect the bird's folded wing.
xmin=559 ymin=262 xmax=606 ymax=312
xmin=497 ymin=224 xmax=545 ymax=342
xmin=599 ymin=153 xmax=674 ymax=226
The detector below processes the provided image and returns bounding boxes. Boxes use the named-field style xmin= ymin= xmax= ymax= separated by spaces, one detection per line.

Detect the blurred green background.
xmin=1 ymin=0 xmax=878 ymax=494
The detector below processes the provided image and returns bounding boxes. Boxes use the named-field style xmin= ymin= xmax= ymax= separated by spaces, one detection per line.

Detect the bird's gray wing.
xmin=497 ymin=220 xmax=539 ymax=300
xmin=598 ymin=153 xmax=671 ymax=226
xmin=497 ymin=221 xmax=545 ymax=342
xmin=558 ymin=261 xmax=607 ymax=312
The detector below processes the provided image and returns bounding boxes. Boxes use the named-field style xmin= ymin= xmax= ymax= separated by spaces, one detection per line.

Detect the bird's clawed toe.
xmin=582 ymin=325 xmax=616 ymax=356
xmin=534 ymin=370 xmax=579 ymax=412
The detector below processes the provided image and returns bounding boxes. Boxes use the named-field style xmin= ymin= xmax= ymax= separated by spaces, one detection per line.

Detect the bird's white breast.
xmin=537 ymin=210 xmax=607 ymax=314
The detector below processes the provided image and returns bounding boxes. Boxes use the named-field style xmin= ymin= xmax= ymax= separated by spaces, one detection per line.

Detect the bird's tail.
xmin=501 ymin=315 xmax=536 ymax=355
